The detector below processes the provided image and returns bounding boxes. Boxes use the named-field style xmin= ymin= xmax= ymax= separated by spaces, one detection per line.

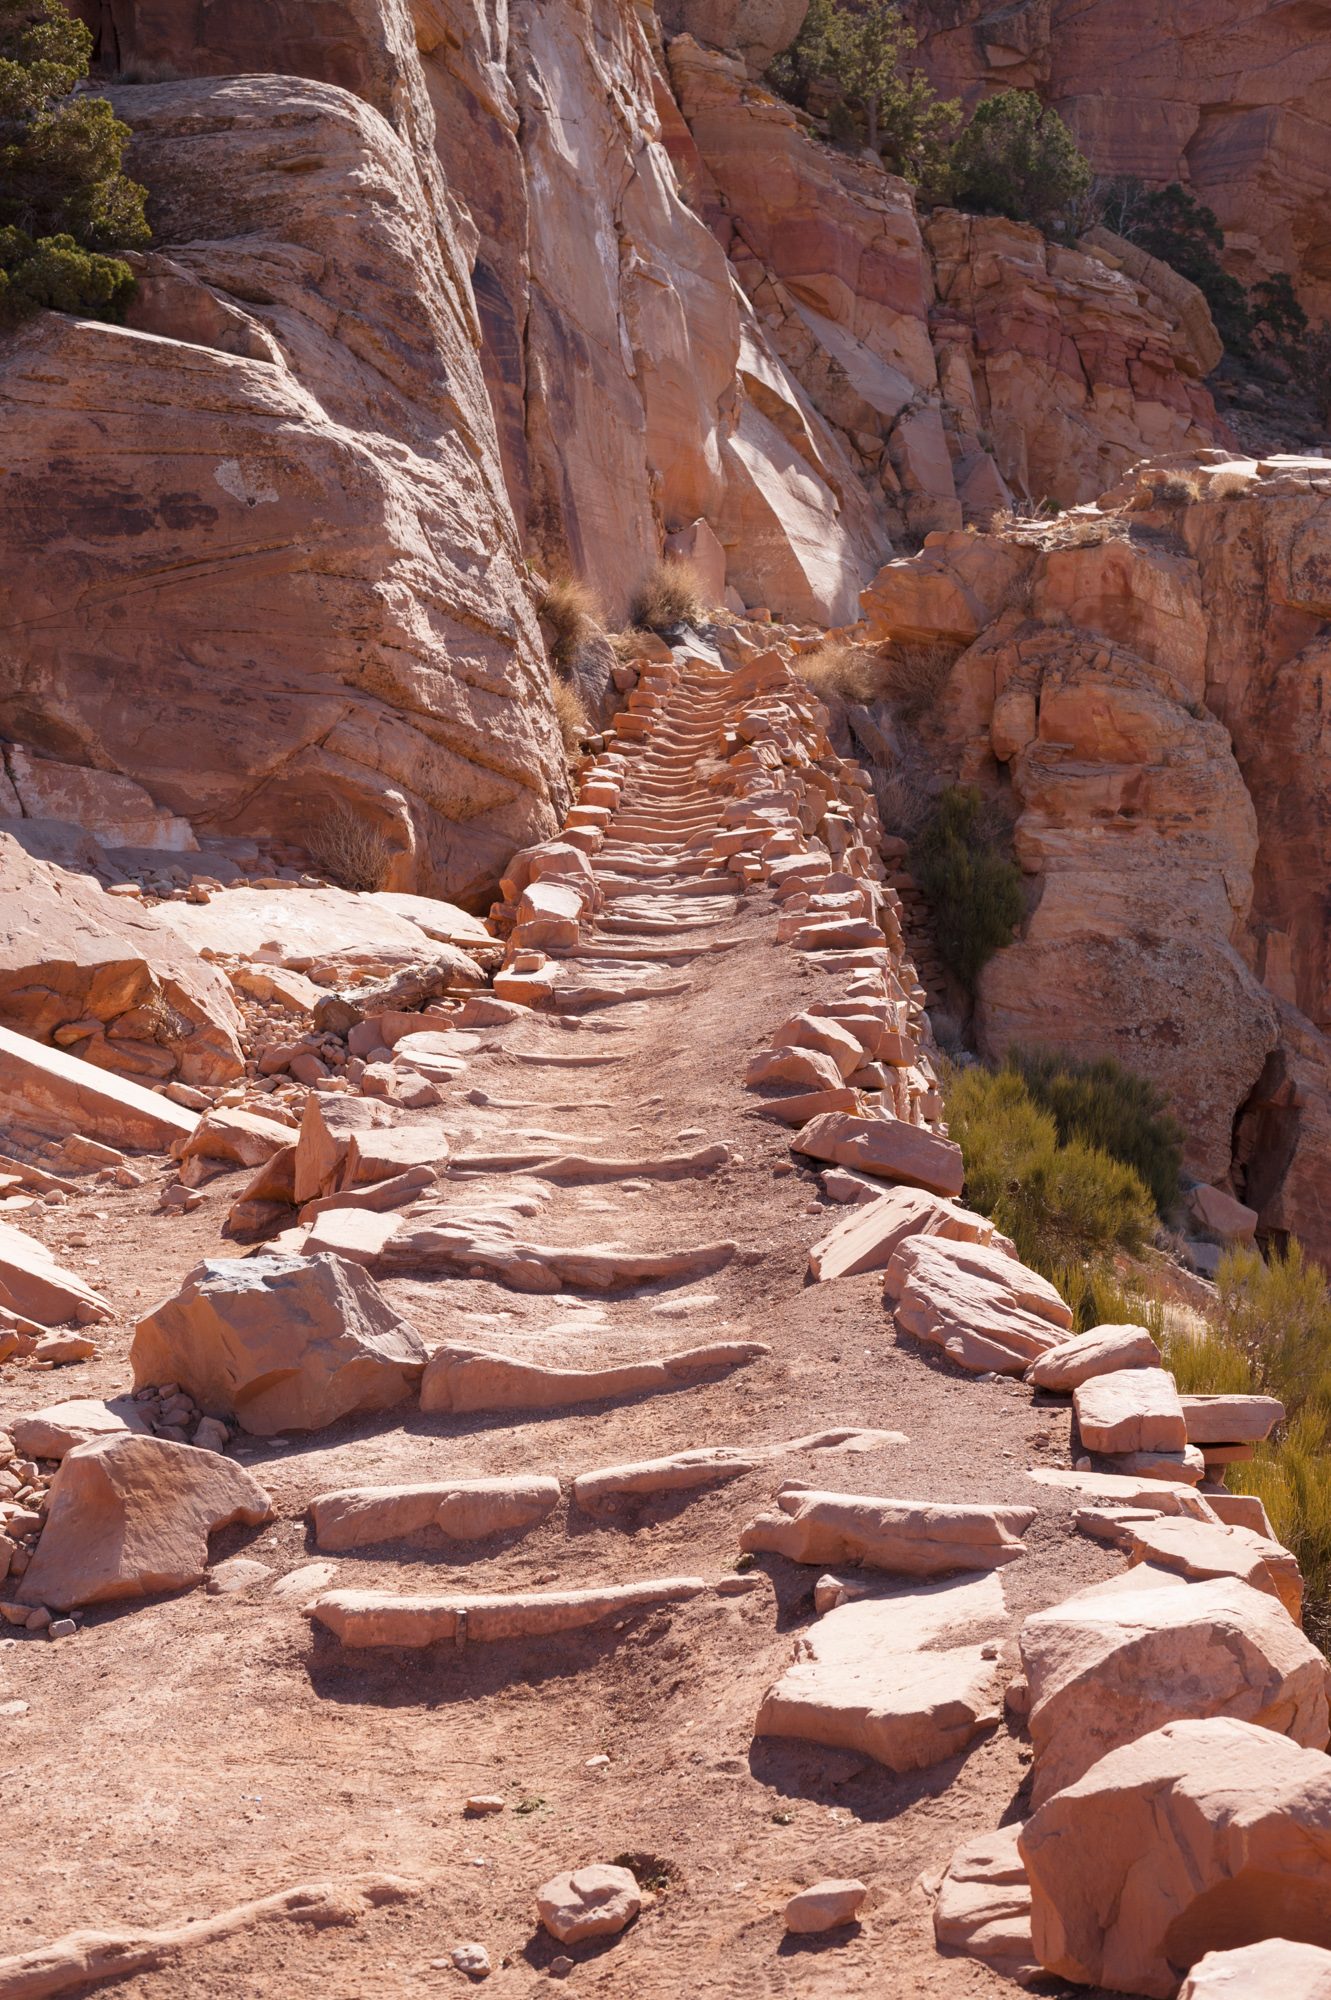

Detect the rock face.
xmin=1020 ymin=1716 xmax=1331 ymax=1996
xmin=1 ymin=63 xmax=563 ymax=905
xmin=130 ymin=1253 xmax=428 ymax=1435
xmin=0 ymin=833 xmax=242 ymax=1086
xmin=16 ymin=1434 xmax=274 ymax=1609
xmin=867 ymin=459 xmax=1331 ymax=1254
xmin=1180 ymin=1939 xmax=1331 ymax=1998
xmin=900 ymin=0 xmax=1331 ymax=319
xmin=667 ymin=40 xmax=1219 ymax=528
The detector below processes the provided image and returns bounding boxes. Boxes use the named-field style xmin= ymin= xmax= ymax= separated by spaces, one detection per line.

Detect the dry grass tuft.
xmin=537 ymin=575 xmax=602 ymax=670
xmin=630 ymin=555 xmax=705 ymax=634
xmin=306 ymin=805 xmax=393 ymax=893
xmin=793 ymin=640 xmax=890 ymax=705
xmin=1209 ymin=467 xmax=1256 ymax=500
xmin=550 ymin=674 xmax=590 ymax=754
xmin=1138 ymin=469 xmax=1204 ymax=509
xmin=872 ymin=756 xmax=934 ymax=839
xmin=880 ymin=639 xmax=960 ymax=721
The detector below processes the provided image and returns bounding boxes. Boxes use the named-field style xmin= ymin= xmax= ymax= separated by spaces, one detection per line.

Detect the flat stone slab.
xmin=1179 ymin=1392 xmax=1285 ymax=1444
xmin=309 ymin=1476 xmax=561 ymax=1549
xmin=1026 ymin=1468 xmax=1216 ymax=1518
xmin=1026 ymin=1323 xmax=1161 ymax=1391
xmin=740 ymin=1488 xmax=1035 ymax=1574
xmin=11 ymin=1395 xmax=151 ymax=1460
xmin=1122 ymin=1513 xmax=1302 ymax=1621
xmin=307 ymin=1576 xmax=708 ymax=1647
xmin=756 ymin=1572 xmax=1007 ymax=1771
xmin=154 ymin=885 xmax=439 ymax=972
xmin=419 ymin=1340 xmax=768 ymax=1413
xmin=0 ymin=1219 xmax=112 ymax=1328
xmin=790 ymin=1112 xmax=964 ymax=1199
xmin=0 ymin=1025 xmax=197 ymax=1154
xmin=808 ymin=1185 xmax=995 ymax=1283
xmin=573 ymin=1449 xmax=758 ymax=1516
xmin=1074 ymin=1367 xmax=1187 ymax=1453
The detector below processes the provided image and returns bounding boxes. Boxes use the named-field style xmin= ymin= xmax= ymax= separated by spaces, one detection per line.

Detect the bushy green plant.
xmin=1006 ymin=1044 xmax=1184 ymax=1216
xmin=1250 ymin=271 xmax=1309 ymax=367
xmin=768 ymin=0 xmax=959 ymax=190
xmin=0 ymin=0 xmax=147 ymax=327
xmin=949 ymin=89 xmax=1091 ymax=233
xmin=944 ymin=1063 xmax=1155 ymax=1272
xmin=912 ymin=785 xmax=1023 ymax=995
xmin=1100 ymin=178 xmax=1251 ymax=352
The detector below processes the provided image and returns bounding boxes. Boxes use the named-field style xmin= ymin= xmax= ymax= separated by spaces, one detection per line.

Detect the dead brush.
xmin=306 ymin=804 xmax=394 ymax=892
xmin=629 ymin=555 xmax=705 ymax=634
xmin=872 ymin=755 xmax=935 ymax=839
xmin=792 ymin=639 xmax=890 ymax=705
xmin=1133 ymin=469 xmax=1204 ymax=509
xmin=537 ymin=574 xmax=602 ymax=671
xmin=549 ymin=673 xmax=590 ymax=754
xmin=880 ymin=639 xmax=960 ymax=722
xmin=1208 ymin=467 xmax=1256 ymax=500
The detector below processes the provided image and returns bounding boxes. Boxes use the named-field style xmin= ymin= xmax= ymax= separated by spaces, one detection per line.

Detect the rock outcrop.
xmin=862 ymin=456 xmax=1331 ymax=1255
xmin=1 ymin=63 xmax=563 ymax=905
xmin=900 ymin=0 xmax=1331 ymax=319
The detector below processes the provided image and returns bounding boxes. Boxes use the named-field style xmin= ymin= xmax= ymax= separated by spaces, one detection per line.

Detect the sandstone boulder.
xmin=1074 ymin=1369 xmax=1187 ymax=1454
xmin=1180 ymin=1394 xmax=1285 ymax=1445
xmin=932 ymin=1825 xmax=1037 ymax=1981
xmin=16 ymin=1434 xmax=273 ymax=1609
xmin=1180 ymin=1939 xmax=1331 ymax=1998
xmin=886 ymin=1234 xmax=1071 ymax=1374
xmin=536 ymin=1865 xmax=641 ymax=1945
xmin=790 ymin=1112 xmax=963 ymax=1196
xmin=1188 ymin=1184 xmax=1259 ymax=1243
xmin=1026 ymin=1323 xmax=1161 ymax=1391
xmin=1020 ymin=1717 xmax=1331 ymax=1996
xmin=784 ymin=1881 xmax=866 ymax=1934
xmin=740 ymin=1487 xmax=1034 ymax=1572
xmin=1120 ymin=1515 xmax=1304 ymax=1622
xmin=1020 ymin=1575 xmax=1331 ymax=1807
xmin=419 ymin=1340 xmax=768 ymax=1413
xmin=809 ymin=1184 xmax=997 ymax=1282
xmin=130 ymin=1253 xmax=427 ymax=1436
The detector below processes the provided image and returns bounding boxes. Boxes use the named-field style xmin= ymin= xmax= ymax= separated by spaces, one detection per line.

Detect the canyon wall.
xmin=898 ymin=0 xmax=1331 ymax=319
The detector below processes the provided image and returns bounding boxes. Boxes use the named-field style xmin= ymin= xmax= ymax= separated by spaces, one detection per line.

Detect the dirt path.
xmin=1 ymin=651 xmax=1122 ymax=1997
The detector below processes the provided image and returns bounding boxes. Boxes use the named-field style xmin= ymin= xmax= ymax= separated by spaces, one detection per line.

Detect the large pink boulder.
xmin=1021 ymin=1717 xmax=1331 ymax=1996
xmin=130 ymin=1253 xmax=427 ymax=1436
xmin=16 ymin=1433 xmax=273 ymax=1609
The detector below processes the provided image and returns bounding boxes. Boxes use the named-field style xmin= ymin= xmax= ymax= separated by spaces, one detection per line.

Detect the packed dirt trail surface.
xmin=3 ymin=649 xmax=1124 ymax=1997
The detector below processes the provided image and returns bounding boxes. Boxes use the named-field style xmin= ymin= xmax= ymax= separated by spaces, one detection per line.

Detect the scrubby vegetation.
xmin=1006 ymin=1045 xmax=1184 ymax=1215
xmin=537 ymin=575 xmax=601 ymax=672
xmin=0 ymin=0 xmax=148 ymax=326
xmin=1157 ymin=1241 xmax=1331 ymax=1648
xmin=948 ymin=90 xmax=1092 ymax=233
xmin=792 ymin=638 xmax=889 ymax=704
xmin=911 ymin=785 xmax=1023 ymax=995
xmin=306 ymin=804 xmax=393 ymax=893
xmin=944 ymin=1062 xmax=1156 ymax=1272
xmin=880 ymin=638 xmax=958 ymax=721
xmin=630 ymin=555 xmax=705 ymax=634
xmin=769 ymin=0 xmax=959 ymax=190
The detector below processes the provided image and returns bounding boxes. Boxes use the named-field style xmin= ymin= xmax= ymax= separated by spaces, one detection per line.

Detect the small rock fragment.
xmin=784 ymin=1879 xmax=866 ymax=1934
xmin=537 ymin=1863 xmax=641 ymax=1944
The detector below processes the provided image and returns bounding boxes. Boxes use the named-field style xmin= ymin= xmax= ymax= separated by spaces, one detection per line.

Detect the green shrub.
xmin=912 ymin=785 xmax=1023 ymax=995
xmin=768 ymin=0 xmax=959 ymax=191
xmin=1101 ymin=179 xmax=1251 ymax=353
xmin=1232 ymin=1415 xmax=1331 ymax=1650
xmin=0 ymin=0 xmax=147 ymax=327
xmin=944 ymin=1063 xmax=1155 ymax=1273
xmin=949 ymin=89 xmax=1091 ymax=233
xmin=1250 ymin=271 xmax=1309 ymax=368
xmin=1006 ymin=1045 xmax=1184 ymax=1216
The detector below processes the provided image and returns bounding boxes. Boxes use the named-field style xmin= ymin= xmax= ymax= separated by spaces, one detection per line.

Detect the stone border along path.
xmin=4 ymin=623 xmax=1321 ymax=1993
xmin=474 ymin=626 xmax=1318 ymax=1990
